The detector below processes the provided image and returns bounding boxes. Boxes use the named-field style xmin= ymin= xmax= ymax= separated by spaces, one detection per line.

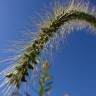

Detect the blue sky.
xmin=0 ymin=0 xmax=96 ymax=96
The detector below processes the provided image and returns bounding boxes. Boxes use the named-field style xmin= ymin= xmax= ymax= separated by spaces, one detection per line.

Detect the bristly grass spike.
xmin=0 ymin=0 xmax=96 ymax=96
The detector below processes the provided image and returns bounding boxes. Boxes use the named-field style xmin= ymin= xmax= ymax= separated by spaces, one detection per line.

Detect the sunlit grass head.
xmin=0 ymin=0 xmax=96 ymax=95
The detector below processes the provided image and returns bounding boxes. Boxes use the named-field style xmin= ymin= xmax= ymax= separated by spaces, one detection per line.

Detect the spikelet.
xmin=0 ymin=0 xmax=96 ymax=95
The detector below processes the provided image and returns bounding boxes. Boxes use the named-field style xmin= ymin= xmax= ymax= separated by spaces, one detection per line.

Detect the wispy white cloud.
xmin=64 ymin=93 xmax=69 ymax=96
